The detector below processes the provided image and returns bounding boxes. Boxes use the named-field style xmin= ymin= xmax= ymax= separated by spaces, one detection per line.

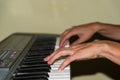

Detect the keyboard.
xmin=0 ymin=33 xmax=71 ymax=80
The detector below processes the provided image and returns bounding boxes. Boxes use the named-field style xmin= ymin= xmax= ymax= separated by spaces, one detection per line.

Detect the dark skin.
xmin=44 ymin=22 xmax=120 ymax=71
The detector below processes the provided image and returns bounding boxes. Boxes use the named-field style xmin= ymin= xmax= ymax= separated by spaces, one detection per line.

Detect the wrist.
xmin=95 ymin=40 xmax=110 ymax=58
xmin=90 ymin=22 xmax=103 ymax=33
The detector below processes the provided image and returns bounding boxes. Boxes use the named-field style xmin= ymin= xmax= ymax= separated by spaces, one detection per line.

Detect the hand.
xmin=44 ymin=40 xmax=120 ymax=71
xmin=59 ymin=22 xmax=101 ymax=48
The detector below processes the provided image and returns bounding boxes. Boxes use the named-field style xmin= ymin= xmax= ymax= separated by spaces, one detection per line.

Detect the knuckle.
xmin=66 ymin=57 xmax=73 ymax=62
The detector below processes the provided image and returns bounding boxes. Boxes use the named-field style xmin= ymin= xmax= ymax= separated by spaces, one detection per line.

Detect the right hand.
xmin=45 ymin=40 xmax=120 ymax=71
xmin=59 ymin=22 xmax=101 ymax=47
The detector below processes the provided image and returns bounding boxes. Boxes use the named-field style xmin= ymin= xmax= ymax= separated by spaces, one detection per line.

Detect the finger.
xmin=44 ymin=50 xmax=59 ymax=61
xmin=44 ymin=53 xmax=54 ymax=61
xmin=60 ymin=29 xmax=70 ymax=41
xmin=58 ymin=55 xmax=76 ymax=71
xmin=45 ymin=47 xmax=69 ymax=61
xmin=61 ymin=29 xmax=70 ymax=38
xmin=47 ymin=49 xmax=74 ymax=65
xmin=59 ymin=30 xmax=78 ymax=48
xmin=59 ymin=29 xmax=71 ymax=47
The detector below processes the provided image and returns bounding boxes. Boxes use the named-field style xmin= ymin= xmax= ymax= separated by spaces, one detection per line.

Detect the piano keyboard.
xmin=0 ymin=33 xmax=71 ymax=80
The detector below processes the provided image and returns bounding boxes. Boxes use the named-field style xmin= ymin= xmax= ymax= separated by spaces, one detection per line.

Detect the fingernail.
xmin=47 ymin=61 xmax=50 ymax=64
xmin=58 ymin=67 xmax=63 ymax=71
xmin=44 ymin=58 xmax=47 ymax=61
xmin=58 ymin=68 xmax=62 ymax=71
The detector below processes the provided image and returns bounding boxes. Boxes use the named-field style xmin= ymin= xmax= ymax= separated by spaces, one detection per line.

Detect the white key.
xmin=48 ymin=37 xmax=71 ymax=80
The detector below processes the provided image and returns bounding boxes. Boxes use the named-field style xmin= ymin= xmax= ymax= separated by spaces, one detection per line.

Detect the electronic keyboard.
xmin=0 ymin=33 xmax=71 ymax=80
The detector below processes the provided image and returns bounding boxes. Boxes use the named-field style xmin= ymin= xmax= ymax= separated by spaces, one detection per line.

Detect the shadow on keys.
xmin=69 ymin=33 xmax=120 ymax=80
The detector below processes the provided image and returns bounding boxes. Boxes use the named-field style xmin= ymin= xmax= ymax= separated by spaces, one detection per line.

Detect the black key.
xmin=22 ymin=60 xmax=48 ymax=65
xmin=27 ymin=52 xmax=51 ymax=57
xmin=17 ymin=67 xmax=50 ymax=73
xmin=20 ymin=64 xmax=50 ymax=69
xmin=13 ymin=75 xmax=48 ymax=80
xmin=23 ymin=58 xmax=44 ymax=62
xmin=28 ymin=51 xmax=52 ymax=55
xmin=19 ymin=65 xmax=50 ymax=70
xmin=14 ymin=72 xmax=49 ymax=78
xmin=24 ymin=56 xmax=47 ymax=60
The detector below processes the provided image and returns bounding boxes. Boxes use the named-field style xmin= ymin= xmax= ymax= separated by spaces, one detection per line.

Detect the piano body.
xmin=0 ymin=33 xmax=71 ymax=80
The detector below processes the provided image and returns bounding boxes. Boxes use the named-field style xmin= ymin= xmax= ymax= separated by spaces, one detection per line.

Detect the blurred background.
xmin=0 ymin=0 xmax=120 ymax=80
